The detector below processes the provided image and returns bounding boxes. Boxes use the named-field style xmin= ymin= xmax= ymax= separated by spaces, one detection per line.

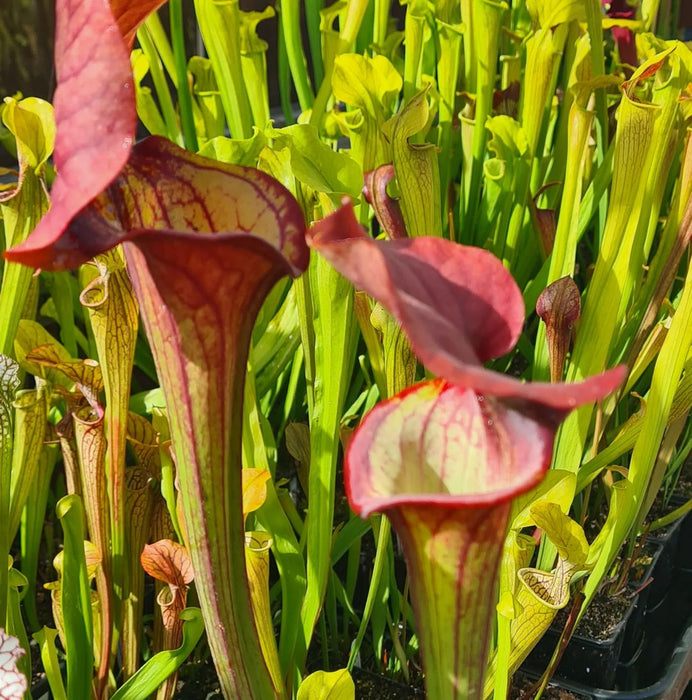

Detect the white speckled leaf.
xmin=0 ymin=628 xmax=28 ymax=700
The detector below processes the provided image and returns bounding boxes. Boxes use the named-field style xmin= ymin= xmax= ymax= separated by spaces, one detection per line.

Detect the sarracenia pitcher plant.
xmin=307 ymin=202 xmax=625 ymax=699
xmin=5 ymin=0 xmax=308 ymax=697
xmin=5 ymin=0 xmax=680 ymax=698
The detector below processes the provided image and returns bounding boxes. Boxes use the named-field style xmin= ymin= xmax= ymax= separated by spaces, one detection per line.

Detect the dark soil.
xmin=174 ymin=656 xmax=220 ymax=698
xmin=645 ymin=497 xmax=678 ymax=539
xmin=573 ymin=592 xmax=631 ymax=640
xmin=553 ymin=589 xmax=632 ymax=641
xmin=174 ymin=658 xmax=427 ymax=699
xmin=673 ymin=457 xmax=692 ymax=500
xmin=510 ymin=673 xmax=590 ymax=699
xmin=351 ymin=668 xmax=424 ymax=698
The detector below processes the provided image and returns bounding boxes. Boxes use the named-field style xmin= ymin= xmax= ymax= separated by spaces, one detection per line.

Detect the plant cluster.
xmin=0 ymin=0 xmax=690 ymax=699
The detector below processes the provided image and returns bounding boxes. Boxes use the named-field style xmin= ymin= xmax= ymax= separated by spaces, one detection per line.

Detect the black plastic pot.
xmin=523 ymin=543 xmax=663 ymax=688
xmin=522 ymin=512 xmax=692 ymax=698
xmin=644 ymin=523 xmax=680 ymax=610
xmin=672 ymin=500 xmax=692 ymax=572
xmin=524 ymin=590 xmax=640 ymax=689
xmin=547 ymin=606 xmax=692 ymax=699
xmin=30 ymin=680 xmax=51 ymax=700
xmin=621 ymin=542 xmax=663 ymax=663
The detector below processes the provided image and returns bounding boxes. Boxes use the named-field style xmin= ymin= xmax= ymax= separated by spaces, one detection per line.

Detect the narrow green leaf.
xmin=628 ymin=258 xmax=692 ymax=536
xmin=510 ymin=470 xmax=576 ymax=529
xmin=299 ymin=252 xmax=356 ymax=664
xmin=56 ymin=494 xmax=93 ymax=700
xmin=131 ymin=50 xmax=169 ymax=138
xmin=33 ymin=627 xmax=68 ymax=700
xmin=8 ymin=387 xmax=47 ymax=540
xmin=194 ymin=0 xmax=253 ymax=139
xmin=553 ymin=49 xmax=674 ymax=481
xmin=111 ymin=608 xmax=205 ymax=700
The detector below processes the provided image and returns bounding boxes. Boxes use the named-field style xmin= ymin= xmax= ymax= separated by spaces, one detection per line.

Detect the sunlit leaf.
xmin=1 ymin=96 xmax=55 ymax=174
xmin=530 ymin=502 xmax=589 ymax=566
xmin=526 ymin=0 xmax=584 ymax=27
xmin=242 ymin=468 xmax=271 ymax=519
xmin=297 ymin=669 xmax=355 ymax=699
xmin=198 ymin=130 xmax=268 ymax=168
xmin=332 ymin=54 xmax=402 ymax=169
xmin=510 ymin=470 xmax=576 ymax=530
xmin=332 ymin=54 xmax=402 ymax=119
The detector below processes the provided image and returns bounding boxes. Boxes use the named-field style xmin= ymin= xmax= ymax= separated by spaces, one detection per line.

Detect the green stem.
xmin=585 ymin=0 xmax=609 ymax=152
xmin=298 ymin=255 xmax=356 ymax=665
xmin=0 ymin=260 xmax=33 ymax=356
xmin=373 ymin=0 xmax=390 ymax=46
xmin=50 ymin=272 xmax=78 ymax=358
xmin=142 ymin=11 xmax=177 ymax=84
xmin=464 ymin=0 xmax=507 ymax=231
xmin=279 ymin=0 xmax=314 ymax=112
xmin=403 ymin=3 xmax=426 ymax=102
xmin=58 ymin=495 xmax=94 ymax=700
xmin=194 ymin=0 xmax=253 ymax=139
xmin=137 ymin=23 xmax=183 ymax=146
xmin=305 ymin=0 xmax=324 ymax=87
xmin=0 ymin=173 xmax=49 ymax=356
xmin=651 ymin=498 xmax=692 ymax=532
xmin=277 ymin=19 xmax=295 ymax=125
xmin=169 ymin=0 xmax=199 ymax=151
xmin=310 ymin=0 xmax=370 ymax=128
xmin=347 ymin=516 xmax=391 ymax=671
